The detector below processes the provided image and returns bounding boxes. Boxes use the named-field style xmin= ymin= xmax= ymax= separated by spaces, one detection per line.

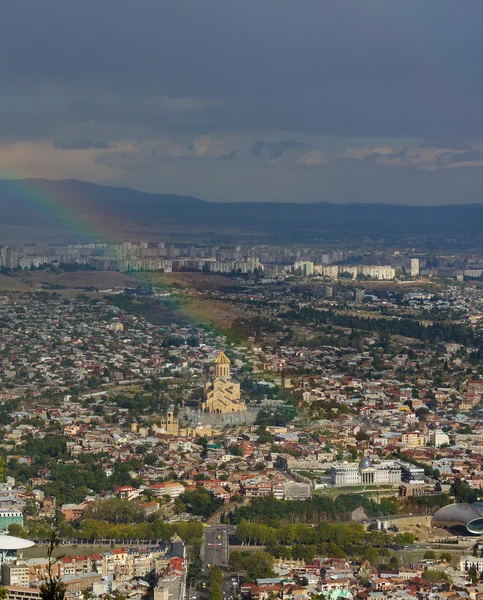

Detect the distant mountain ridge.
xmin=1 ymin=178 xmax=483 ymax=242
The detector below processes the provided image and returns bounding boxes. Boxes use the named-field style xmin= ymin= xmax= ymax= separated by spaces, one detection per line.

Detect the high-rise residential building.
xmin=410 ymin=258 xmax=420 ymax=277
xmin=359 ymin=265 xmax=396 ymax=280
xmin=0 ymin=246 xmax=8 ymax=267
xmin=5 ymin=248 xmax=18 ymax=269
xmin=320 ymin=265 xmax=339 ymax=278
xmin=294 ymin=261 xmax=314 ymax=276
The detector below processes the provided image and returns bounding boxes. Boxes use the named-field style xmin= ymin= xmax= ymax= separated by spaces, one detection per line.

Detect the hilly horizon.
xmin=1 ymin=178 xmax=483 ymax=243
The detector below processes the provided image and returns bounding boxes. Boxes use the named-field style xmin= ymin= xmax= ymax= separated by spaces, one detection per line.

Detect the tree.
xmin=210 ymin=587 xmax=222 ymax=600
xmin=8 ymin=524 xmax=28 ymax=538
xmin=363 ymin=547 xmax=379 ymax=564
xmin=209 ymin=566 xmax=224 ymax=600
xmin=228 ymin=551 xmax=245 ymax=572
xmin=209 ymin=566 xmax=224 ymax=587
xmin=439 ymin=552 xmax=452 ymax=563
xmin=468 ymin=565 xmax=479 ymax=585
xmin=187 ymin=553 xmax=203 ymax=587
xmin=228 ymin=550 xmax=275 ymax=581
xmin=451 ymin=478 xmax=478 ymax=503
xmin=422 ymin=569 xmax=452 ymax=584
xmin=177 ymin=487 xmax=223 ymax=518
xmin=85 ymin=498 xmax=146 ymax=524
xmin=25 ymin=498 xmax=38 ymax=516
xmin=424 ymin=551 xmax=436 ymax=560
xmin=39 ymin=534 xmax=66 ymax=600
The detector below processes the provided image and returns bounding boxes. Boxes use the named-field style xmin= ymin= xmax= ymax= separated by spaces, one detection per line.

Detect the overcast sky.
xmin=2 ymin=0 xmax=483 ymax=203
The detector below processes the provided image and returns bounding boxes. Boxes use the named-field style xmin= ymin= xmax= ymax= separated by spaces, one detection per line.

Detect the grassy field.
xmin=178 ymin=297 xmax=255 ymax=332
xmin=136 ymin=272 xmax=261 ymax=337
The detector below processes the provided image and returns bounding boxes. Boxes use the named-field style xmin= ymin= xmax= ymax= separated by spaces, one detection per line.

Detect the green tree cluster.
xmin=287 ymin=307 xmax=482 ymax=348
xmin=228 ymin=551 xmax=275 ymax=581
xmin=255 ymin=407 xmax=296 ymax=427
xmin=234 ymin=520 xmax=414 ymax=562
xmin=422 ymin=569 xmax=453 ymax=584
xmin=4 ymin=440 xmax=143 ymax=504
xmin=175 ymin=487 xmax=223 ymax=518
xmin=209 ymin=566 xmax=224 ymax=600
xmin=68 ymin=518 xmax=203 ymax=544
xmin=85 ymin=498 xmax=146 ymax=524
xmin=229 ymin=494 xmax=397 ymax=526
xmin=450 ymin=478 xmax=478 ymax=503
xmin=187 ymin=549 xmax=203 ymax=588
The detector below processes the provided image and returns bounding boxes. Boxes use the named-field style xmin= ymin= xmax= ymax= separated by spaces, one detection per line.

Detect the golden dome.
xmin=214 ymin=351 xmax=231 ymax=364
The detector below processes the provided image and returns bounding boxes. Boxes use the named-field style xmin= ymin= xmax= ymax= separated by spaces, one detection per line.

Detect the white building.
xmin=360 ymin=265 xmax=396 ymax=280
xmin=339 ymin=266 xmax=358 ymax=279
xmin=410 ymin=258 xmax=420 ymax=277
xmin=331 ymin=457 xmax=401 ymax=486
xmin=320 ymin=265 xmax=339 ymax=278
xmin=430 ymin=429 xmax=450 ymax=448
xmin=331 ymin=457 xmax=425 ymax=486
xmin=335 ymin=265 xmax=396 ymax=280
xmin=294 ymin=261 xmax=314 ymax=277
xmin=460 ymin=556 xmax=483 ymax=572
xmin=150 ymin=482 xmax=185 ymax=499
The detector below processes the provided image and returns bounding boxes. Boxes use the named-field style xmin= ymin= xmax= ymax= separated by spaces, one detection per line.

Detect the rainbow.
xmin=1 ymin=177 xmax=110 ymax=242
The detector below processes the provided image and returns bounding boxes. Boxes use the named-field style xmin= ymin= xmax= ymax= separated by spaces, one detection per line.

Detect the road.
xmin=197 ymin=525 xmax=237 ymax=600
xmin=203 ymin=525 xmax=232 ymax=570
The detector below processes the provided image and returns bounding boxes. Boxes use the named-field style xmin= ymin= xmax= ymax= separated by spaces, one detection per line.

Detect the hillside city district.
xmin=3 ymin=241 xmax=483 ymax=600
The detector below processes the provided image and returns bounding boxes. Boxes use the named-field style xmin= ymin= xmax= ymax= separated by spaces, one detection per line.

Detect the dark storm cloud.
xmin=1 ymin=0 xmax=483 ymax=140
xmin=249 ymin=141 xmax=310 ymax=159
xmin=54 ymin=141 xmax=109 ymax=150
xmin=2 ymin=0 xmax=483 ymax=203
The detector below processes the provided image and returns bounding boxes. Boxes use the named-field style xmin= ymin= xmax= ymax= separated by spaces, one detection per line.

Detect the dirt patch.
xmin=179 ymin=297 xmax=254 ymax=332
xmin=148 ymin=272 xmax=241 ymax=292
xmin=18 ymin=270 xmax=139 ymax=290
xmin=0 ymin=274 xmax=31 ymax=292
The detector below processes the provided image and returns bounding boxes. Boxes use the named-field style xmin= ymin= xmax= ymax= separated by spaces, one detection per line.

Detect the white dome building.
xmin=0 ymin=534 xmax=35 ymax=565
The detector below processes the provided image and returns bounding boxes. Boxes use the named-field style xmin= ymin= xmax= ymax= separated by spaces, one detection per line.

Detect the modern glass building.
xmin=432 ymin=503 xmax=483 ymax=534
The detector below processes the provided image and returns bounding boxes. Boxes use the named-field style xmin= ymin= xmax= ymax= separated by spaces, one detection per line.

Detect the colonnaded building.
xmin=330 ymin=456 xmax=425 ymax=486
xmin=201 ymin=351 xmax=246 ymax=414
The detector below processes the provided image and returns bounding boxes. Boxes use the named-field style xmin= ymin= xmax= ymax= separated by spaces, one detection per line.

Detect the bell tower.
xmin=214 ymin=351 xmax=231 ymax=378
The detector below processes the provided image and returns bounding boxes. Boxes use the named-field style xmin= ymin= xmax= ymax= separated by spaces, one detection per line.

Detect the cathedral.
xmin=201 ymin=351 xmax=246 ymax=413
